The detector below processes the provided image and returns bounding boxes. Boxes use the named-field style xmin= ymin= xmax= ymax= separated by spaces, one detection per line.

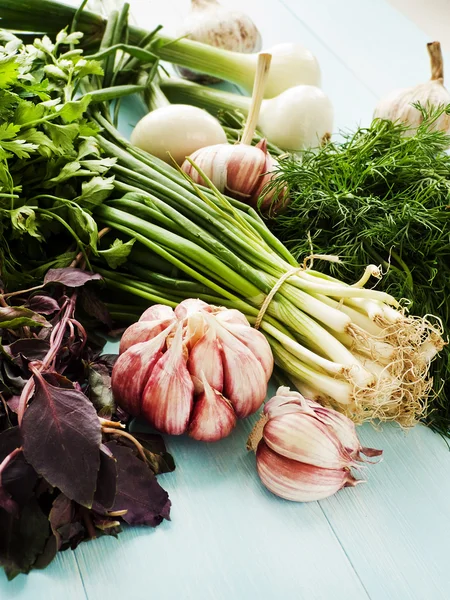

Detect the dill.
xmin=269 ymin=106 xmax=450 ymax=435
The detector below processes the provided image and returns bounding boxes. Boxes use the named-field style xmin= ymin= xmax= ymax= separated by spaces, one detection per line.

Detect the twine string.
xmin=254 ymin=254 xmax=341 ymax=330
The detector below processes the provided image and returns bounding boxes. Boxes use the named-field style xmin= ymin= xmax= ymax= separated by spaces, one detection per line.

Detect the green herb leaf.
xmin=99 ymin=238 xmax=135 ymax=269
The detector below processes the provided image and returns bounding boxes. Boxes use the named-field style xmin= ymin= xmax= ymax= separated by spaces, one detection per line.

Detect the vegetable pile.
xmin=0 ymin=268 xmax=173 ymax=579
xmin=0 ymin=0 xmax=448 ymax=581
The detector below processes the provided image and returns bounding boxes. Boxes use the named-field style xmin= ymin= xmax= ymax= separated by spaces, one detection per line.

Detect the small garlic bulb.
xmin=176 ymin=0 xmax=262 ymax=83
xmin=374 ymin=41 xmax=450 ymax=134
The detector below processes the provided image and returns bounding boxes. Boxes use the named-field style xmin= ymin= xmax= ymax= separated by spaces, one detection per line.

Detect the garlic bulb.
xmin=182 ymin=138 xmax=284 ymax=212
xmin=130 ymin=104 xmax=227 ymax=165
xmin=181 ymin=52 xmax=287 ymax=212
xmin=374 ymin=41 xmax=450 ymax=134
xmin=111 ymin=299 xmax=274 ymax=442
xmin=176 ymin=0 xmax=262 ymax=84
xmin=248 ymin=387 xmax=381 ymax=502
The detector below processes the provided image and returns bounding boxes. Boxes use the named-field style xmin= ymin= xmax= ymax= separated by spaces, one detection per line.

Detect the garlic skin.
xmin=182 ymin=139 xmax=285 ymax=212
xmin=374 ymin=41 xmax=450 ymax=135
xmin=112 ymin=299 xmax=274 ymax=442
xmin=256 ymin=442 xmax=359 ymax=502
xmin=130 ymin=105 xmax=227 ymax=165
xmin=176 ymin=0 xmax=262 ymax=84
xmin=249 ymin=386 xmax=381 ymax=502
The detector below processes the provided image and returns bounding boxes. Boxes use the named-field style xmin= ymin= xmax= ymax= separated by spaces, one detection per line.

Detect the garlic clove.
xmin=263 ymin=412 xmax=355 ymax=469
xmin=141 ymin=324 xmax=194 ymax=435
xmin=209 ymin=316 xmax=267 ymax=418
xmin=214 ymin=308 xmax=250 ymax=326
xmin=183 ymin=312 xmax=208 ymax=350
xmin=256 ymin=441 xmax=361 ymax=502
xmin=112 ymin=326 xmax=173 ymax=417
xmin=188 ymin=374 xmax=236 ymax=441
xmin=174 ymin=298 xmax=212 ymax=319
xmin=311 ymin=404 xmax=382 ymax=461
xmin=139 ymin=304 xmax=176 ymax=323
xmin=119 ymin=318 xmax=176 ymax=354
xmin=215 ymin=318 xmax=273 ymax=381
xmin=263 ymin=386 xmax=308 ymax=418
xmin=187 ymin=325 xmax=224 ymax=393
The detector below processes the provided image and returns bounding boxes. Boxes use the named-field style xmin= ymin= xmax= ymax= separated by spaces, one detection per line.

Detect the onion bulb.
xmin=176 ymin=0 xmax=262 ymax=84
xmin=161 ymin=78 xmax=334 ymax=151
xmin=130 ymin=104 xmax=227 ymax=165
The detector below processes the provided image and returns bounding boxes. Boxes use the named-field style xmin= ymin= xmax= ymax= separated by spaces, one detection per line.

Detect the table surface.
xmin=3 ymin=1 xmax=450 ymax=599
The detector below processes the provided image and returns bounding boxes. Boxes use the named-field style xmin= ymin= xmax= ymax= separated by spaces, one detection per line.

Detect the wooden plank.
xmin=75 ymin=380 xmax=370 ymax=600
xmin=0 ymin=552 xmax=87 ymax=600
xmin=280 ymin=0 xmax=450 ymax=98
xmin=321 ymin=422 xmax=450 ymax=600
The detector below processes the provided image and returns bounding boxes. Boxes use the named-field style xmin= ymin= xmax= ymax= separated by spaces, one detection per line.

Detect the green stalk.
xmin=152 ymin=35 xmax=255 ymax=92
xmin=96 ymin=205 xmax=263 ymax=302
xmin=160 ymin=76 xmax=250 ymax=115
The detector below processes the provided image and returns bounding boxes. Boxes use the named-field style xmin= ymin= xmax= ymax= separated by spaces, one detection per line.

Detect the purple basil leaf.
xmin=33 ymin=534 xmax=58 ymax=571
xmin=98 ymin=354 xmax=119 ymax=371
xmin=42 ymin=372 xmax=74 ymax=389
xmin=2 ymin=361 xmax=27 ymax=395
xmin=0 ymin=427 xmax=21 ymax=462
xmin=2 ymin=451 xmax=38 ymax=506
xmin=49 ymin=494 xmax=79 ymax=551
xmin=105 ymin=441 xmax=171 ymax=527
xmin=80 ymin=287 xmax=112 ymax=327
xmin=7 ymin=338 xmax=50 ymax=361
xmin=44 ymin=268 xmax=102 ymax=288
xmin=0 ymin=306 xmax=51 ymax=329
xmin=93 ymin=444 xmax=117 ymax=510
xmin=0 ymin=484 xmax=18 ymax=516
xmin=6 ymin=396 xmax=19 ymax=414
xmin=0 ymin=500 xmax=50 ymax=580
xmin=27 ymin=295 xmax=60 ymax=315
xmin=133 ymin=433 xmax=176 ymax=475
xmin=22 ymin=374 xmax=102 ymax=507
xmin=88 ymin=363 xmax=115 ymax=417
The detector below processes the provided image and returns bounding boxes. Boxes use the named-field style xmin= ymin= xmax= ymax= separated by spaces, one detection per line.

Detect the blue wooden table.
xmin=3 ymin=1 xmax=450 ymax=598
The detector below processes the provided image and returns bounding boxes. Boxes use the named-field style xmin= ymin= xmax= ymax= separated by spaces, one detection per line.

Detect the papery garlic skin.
xmin=182 ymin=139 xmax=285 ymax=211
xmin=119 ymin=318 xmax=176 ymax=354
xmin=263 ymin=412 xmax=355 ymax=469
xmin=374 ymin=41 xmax=450 ymax=135
xmin=256 ymin=442 xmax=359 ymax=502
xmin=250 ymin=386 xmax=381 ymax=502
xmin=176 ymin=0 xmax=262 ymax=84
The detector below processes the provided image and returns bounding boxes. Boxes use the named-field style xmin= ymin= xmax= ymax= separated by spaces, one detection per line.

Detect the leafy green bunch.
xmin=0 ymin=28 xmax=132 ymax=288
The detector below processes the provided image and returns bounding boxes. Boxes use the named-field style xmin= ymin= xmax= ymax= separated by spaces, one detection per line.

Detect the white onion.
xmin=130 ymin=104 xmax=227 ymax=164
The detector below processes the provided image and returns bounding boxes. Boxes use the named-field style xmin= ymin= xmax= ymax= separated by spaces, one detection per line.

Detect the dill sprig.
xmin=268 ymin=106 xmax=450 ymax=435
